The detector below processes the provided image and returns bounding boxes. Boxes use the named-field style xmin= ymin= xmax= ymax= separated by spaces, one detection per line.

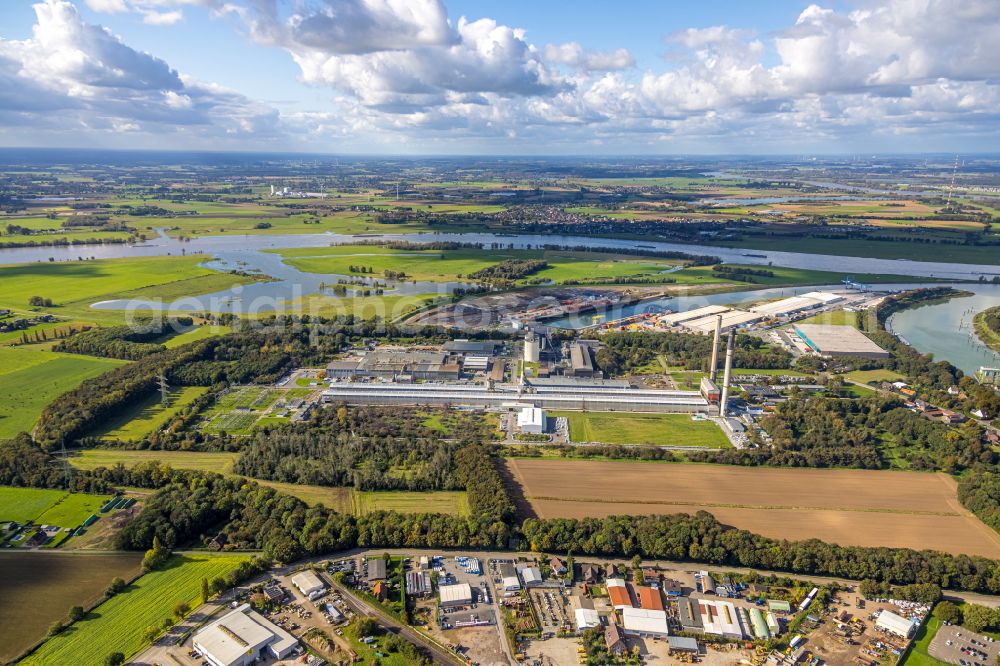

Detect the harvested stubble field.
xmin=505 ymin=459 xmax=1000 ymax=557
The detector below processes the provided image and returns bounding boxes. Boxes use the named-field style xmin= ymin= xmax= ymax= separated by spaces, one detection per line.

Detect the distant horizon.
xmin=0 ymin=146 xmax=998 ymax=161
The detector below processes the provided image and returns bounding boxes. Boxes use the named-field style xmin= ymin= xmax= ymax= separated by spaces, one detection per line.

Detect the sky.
xmin=0 ymin=0 xmax=997 ymax=155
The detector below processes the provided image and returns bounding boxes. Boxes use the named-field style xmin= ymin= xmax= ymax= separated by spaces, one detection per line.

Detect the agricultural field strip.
xmin=518 ymin=495 xmax=961 ymax=516
xmin=506 ymin=459 xmax=971 ymax=515
xmin=20 ymin=555 xmax=249 ymax=666
xmin=507 ymin=459 xmax=1000 ymax=557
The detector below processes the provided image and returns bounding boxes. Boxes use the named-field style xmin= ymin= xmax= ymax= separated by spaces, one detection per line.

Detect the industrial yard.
xmin=505 ymin=459 xmax=1000 ymax=556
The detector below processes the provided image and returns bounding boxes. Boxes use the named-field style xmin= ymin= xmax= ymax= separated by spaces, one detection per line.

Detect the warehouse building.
xmin=569 ymin=343 xmax=597 ymax=378
xmin=290 ymin=570 xmax=325 ymax=598
xmin=875 ymin=610 xmax=916 ymax=639
xmin=322 ymin=383 xmax=709 ymax=414
xmin=517 ymin=407 xmax=547 ymax=434
xmin=439 ymin=583 xmax=473 ymax=608
xmin=668 ymin=636 xmax=700 ymax=654
xmin=443 ymin=340 xmax=502 ymax=355
xmin=621 ymin=607 xmax=670 ymax=638
xmin=657 ymin=305 xmax=730 ymax=327
xmin=520 ymin=566 xmax=543 ymax=587
xmin=684 ymin=309 xmax=764 ymax=334
xmin=462 ymin=355 xmax=490 ymax=372
xmin=405 ymin=571 xmax=432 ymax=597
xmin=528 ymin=377 xmax=631 ymax=390
xmin=699 ymin=599 xmax=744 ymax=639
xmin=677 ymin=597 xmax=704 ymax=633
xmin=499 ymin=563 xmax=521 ymax=591
xmin=793 ymin=324 xmax=889 ymax=358
xmin=367 ymin=558 xmax=386 ymax=581
xmin=193 ymin=603 xmax=297 ymax=666
xmin=575 ymin=608 xmax=601 ymax=631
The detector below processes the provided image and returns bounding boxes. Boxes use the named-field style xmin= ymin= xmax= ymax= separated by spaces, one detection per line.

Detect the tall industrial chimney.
xmin=709 ymin=314 xmax=722 ymax=382
xmin=719 ymin=330 xmax=735 ymax=417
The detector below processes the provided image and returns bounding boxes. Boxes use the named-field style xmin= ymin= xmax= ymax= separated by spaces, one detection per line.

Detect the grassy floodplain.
xmin=0 ymin=348 xmax=126 ymax=438
xmin=717 ymin=235 xmax=1000 ymax=265
xmin=0 ymin=255 xmax=258 ymax=324
xmin=552 ymin=411 xmax=731 ymax=448
xmin=21 ymin=554 xmax=250 ymax=666
xmin=273 ymin=245 xmax=683 ymax=284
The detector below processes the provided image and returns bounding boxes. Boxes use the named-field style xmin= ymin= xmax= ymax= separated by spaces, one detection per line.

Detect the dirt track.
xmin=505 ymin=458 xmax=1000 ymax=557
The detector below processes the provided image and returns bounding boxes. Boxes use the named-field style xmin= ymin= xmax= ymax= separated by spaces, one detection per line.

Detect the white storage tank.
xmin=524 ymin=335 xmax=540 ymax=362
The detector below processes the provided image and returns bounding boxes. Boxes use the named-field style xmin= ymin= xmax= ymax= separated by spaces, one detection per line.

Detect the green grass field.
xmin=718 ymin=235 xmax=1000 ymax=265
xmin=0 ymin=348 xmax=126 ymax=438
xmin=553 ymin=411 xmax=730 ymax=448
xmin=900 ymin=616 xmax=947 ymax=666
xmin=352 ymin=490 xmax=470 ymax=516
xmin=844 ymin=368 xmax=906 ymax=384
xmin=0 ymin=256 xmax=249 ymax=319
xmin=669 ymin=264 xmax=933 ymax=288
xmin=95 ymin=386 xmax=209 ymax=440
xmin=69 ymin=449 xmax=240 ymax=475
xmin=274 ymin=245 xmax=682 ymax=285
xmin=0 ymin=486 xmax=68 ymax=523
xmin=21 ymin=554 xmax=250 ymax=666
xmin=35 ymin=493 xmax=109 ymax=528
xmin=159 ymin=324 xmax=232 ymax=348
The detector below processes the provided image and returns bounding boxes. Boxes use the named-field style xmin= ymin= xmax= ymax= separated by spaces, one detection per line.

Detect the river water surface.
xmin=2 ymin=230 xmax=998 ymax=372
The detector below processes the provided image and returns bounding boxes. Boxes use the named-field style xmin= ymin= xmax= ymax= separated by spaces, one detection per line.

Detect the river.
xmin=887 ymin=286 xmax=1000 ymax=375
xmin=2 ymin=230 xmax=999 ymax=372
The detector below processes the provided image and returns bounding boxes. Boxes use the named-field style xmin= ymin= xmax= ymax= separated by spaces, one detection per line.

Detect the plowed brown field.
xmin=505 ymin=459 xmax=1000 ymax=557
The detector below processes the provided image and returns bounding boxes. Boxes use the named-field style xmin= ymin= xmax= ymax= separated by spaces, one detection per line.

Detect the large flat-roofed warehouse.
xmin=331 ymin=350 xmax=461 ymax=380
xmin=193 ymin=603 xmax=297 ymax=666
xmin=322 ymin=382 xmax=709 ymax=413
xmin=684 ymin=309 xmax=764 ymax=334
xmin=569 ymin=343 xmax=596 ymax=377
xmin=439 ymin=582 xmax=473 ymax=607
xmin=751 ymin=291 xmax=843 ymax=318
xmin=443 ymin=340 xmax=502 ymax=355
xmin=657 ymin=304 xmax=730 ymax=327
xmin=793 ymin=324 xmax=889 ymax=358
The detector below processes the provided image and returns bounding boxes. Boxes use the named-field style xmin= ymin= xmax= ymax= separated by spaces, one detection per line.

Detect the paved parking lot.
xmin=929 ymin=625 xmax=1000 ymax=666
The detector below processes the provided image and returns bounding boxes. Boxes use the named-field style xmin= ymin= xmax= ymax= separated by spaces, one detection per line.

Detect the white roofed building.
xmin=575 ymin=608 xmax=601 ymax=631
xmin=439 ymin=583 xmax=473 ymax=608
xmin=290 ymin=570 xmax=325 ymax=597
xmin=517 ymin=407 xmax=547 ymax=434
xmin=876 ymin=610 xmax=916 ymax=638
xmin=621 ymin=607 xmax=670 ymax=638
xmin=193 ymin=603 xmax=297 ymax=666
xmin=520 ymin=566 xmax=543 ymax=587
